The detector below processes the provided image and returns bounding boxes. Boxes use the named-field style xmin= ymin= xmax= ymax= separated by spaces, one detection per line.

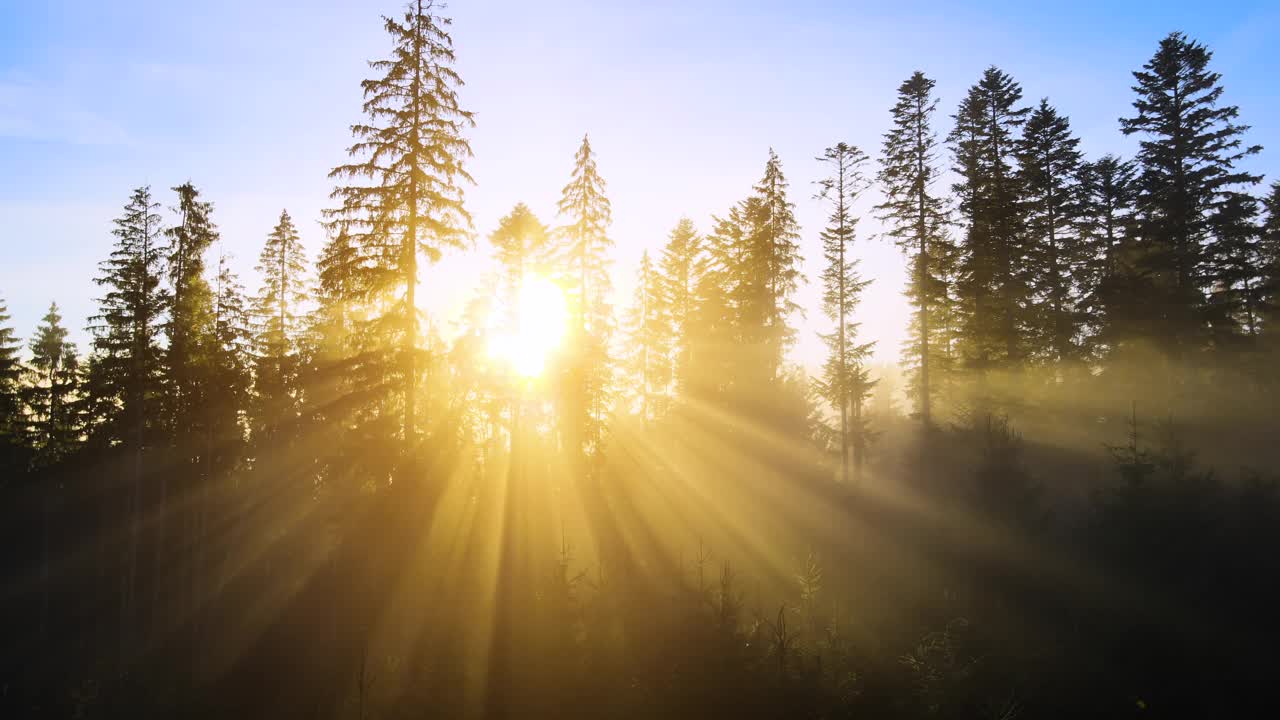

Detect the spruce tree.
xmin=1015 ymin=99 xmax=1087 ymax=366
xmin=949 ymin=67 xmax=1031 ymax=374
xmin=156 ymin=182 xmax=220 ymax=642
xmin=686 ymin=208 xmax=746 ymax=400
xmin=179 ymin=250 xmax=252 ymax=668
xmin=307 ymin=225 xmax=368 ymax=441
xmin=555 ymin=135 xmax=614 ymax=335
xmin=622 ymin=250 xmax=671 ymax=424
xmin=1079 ymin=154 xmax=1139 ymax=356
xmin=328 ymin=0 xmax=475 ymax=449
xmin=310 ymin=226 xmax=363 ymax=367
xmin=554 ymin=134 xmax=614 ymax=464
xmin=1119 ymin=32 xmax=1262 ymax=360
xmin=88 ymin=185 xmax=167 ymax=669
xmin=690 ymin=152 xmax=807 ymax=433
xmin=302 ymin=227 xmax=359 ymax=495
xmin=748 ymin=149 xmax=803 ymax=381
xmin=1261 ymin=182 xmax=1280 ymax=344
xmin=164 ymin=182 xmax=218 ymax=437
xmin=24 ymin=302 xmax=80 ymax=463
xmin=656 ymin=218 xmax=701 ymax=397
xmin=251 ymin=210 xmax=310 ymax=446
xmin=0 ymin=297 xmax=23 ymax=444
xmin=209 ymin=251 xmax=253 ymax=474
xmin=876 ymin=71 xmax=952 ymax=426
xmin=1204 ymin=191 xmax=1264 ymax=346
xmin=88 ymin=186 xmax=168 ymax=447
xmin=815 ymin=142 xmax=875 ymax=482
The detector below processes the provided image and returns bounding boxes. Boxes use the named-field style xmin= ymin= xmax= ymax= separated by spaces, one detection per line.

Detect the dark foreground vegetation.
xmin=2 ymin=412 xmax=1278 ymax=719
xmin=3 ymin=1 xmax=1280 ymax=718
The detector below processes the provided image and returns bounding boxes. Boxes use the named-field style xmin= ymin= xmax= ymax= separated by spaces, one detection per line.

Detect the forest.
xmin=2 ymin=2 xmax=1280 ymax=718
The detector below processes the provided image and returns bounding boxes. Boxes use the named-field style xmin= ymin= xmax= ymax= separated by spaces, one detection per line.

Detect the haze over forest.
xmin=2 ymin=1 xmax=1279 ymax=718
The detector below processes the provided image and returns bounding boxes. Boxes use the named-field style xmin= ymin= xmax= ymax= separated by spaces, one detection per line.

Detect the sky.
xmin=2 ymin=0 xmax=1278 ymax=373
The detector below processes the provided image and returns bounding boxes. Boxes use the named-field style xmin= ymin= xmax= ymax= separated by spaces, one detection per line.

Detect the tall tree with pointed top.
xmin=554 ymin=135 xmax=615 ymax=465
xmin=155 ymin=182 xmax=220 ymax=643
xmin=685 ymin=209 xmax=744 ymax=400
xmin=162 ymin=183 xmax=220 ymax=477
xmin=1204 ymin=190 xmax=1265 ymax=347
xmin=328 ymin=0 xmax=475 ymax=450
xmin=208 ymin=251 xmax=253 ymax=474
xmin=623 ymin=250 xmax=671 ymax=424
xmin=748 ymin=148 xmax=804 ymax=381
xmin=1119 ymin=31 xmax=1262 ymax=360
xmin=1079 ymin=154 xmax=1139 ymax=356
xmin=87 ymin=185 xmax=168 ymax=672
xmin=877 ymin=71 xmax=952 ymax=426
xmin=309 ymin=226 xmax=364 ymax=377
xmin=0 ymin=297 xmax=23 ymax=445
xmin=556 ymin=135 xmax=614 ymax=335
xmin=950 ymin=66 xmax=1031 ymax=377
xmin=88 ymin=186 xmax=168 ymax=447
xmin=1261 ymin=182 xmax=1280 ymax=348
xmin=251 ymin=210 xmax=310 ymax=446
xmin=815 ymin=142 xmax=875 ymax=482
xmin=657 ymin=218 xmax=701 ymax=397
xmin=1015 ymin=99 xmax=1087 ymax=366
xmin=23 ymin=302 xmax=80 ymax=463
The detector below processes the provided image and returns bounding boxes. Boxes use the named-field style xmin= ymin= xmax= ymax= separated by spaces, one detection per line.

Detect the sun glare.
xmin=488 ymin=275 xmax=569 ymax=378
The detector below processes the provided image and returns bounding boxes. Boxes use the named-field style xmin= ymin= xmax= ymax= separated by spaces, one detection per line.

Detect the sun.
xmin=487 ymin=275 xmax=569 ymax=378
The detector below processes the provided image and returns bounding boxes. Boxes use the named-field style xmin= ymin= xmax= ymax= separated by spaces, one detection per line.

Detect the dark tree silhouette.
xmin=815 ymin=142 xmax=875 ymax=482
xmin=1119 ymin=31 xmax=1262 ymax=362
xmin=327 ymin=0 xmax=475 ymax=452
xmin=950 ymin=67 xmax=1031 ymax=376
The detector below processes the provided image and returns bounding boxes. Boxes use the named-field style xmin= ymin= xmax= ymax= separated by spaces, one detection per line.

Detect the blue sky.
xmin=2 ymin=0 xmax=1278 ymax=370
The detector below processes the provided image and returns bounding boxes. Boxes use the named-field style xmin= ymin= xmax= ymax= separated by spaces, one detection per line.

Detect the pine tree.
xmin=306 ymin=226 xmax=368 ymax=438
xmin=164 ymin=182 xmax=218 ymax=437
xmin=555 ymin=135 xmax=614 ymax=335
xmin=310 ymin=226 xmax=363 ymax=369
xmin=155 ymin=182 xmax=220 ymax=644
xmin=877 ymin=71 xmax=952 ymax=426
xmin=1261 ymin=182 xmax=1280 ymax=343
xmin=88 ymin=185 xmax=168 ymax=671
xmin=554 ymin=135 xmax=614 ymax=465
xmin=686 ymin=209 xmax=744 ymax=400
xmin=814 ymin=142 xmax=875 ymax=482
xmin=949 ymin=67 xmax=1031 ymax=375
xmin=208 ymin=251 xmax=253 ymax=474
xmin=748 ymin=149 xmax=803 ymax=381
xmin=1119 ymin=32 xmax=1262 ymax=360
xmin=251 ymin=210 xmax=310 ymax=446
xmin=327 ymin=0 xmax=475 ymax=450
xmin=88 ymin=186 xmax=168 ymax=447
xmin=178 ymin=250 xmax=253 ymax=672
xmin=0 ymin=297 xmax=22 ymax=444
xmin=1204 ymin=190 xmax=1264 ymax=346
xmin=1015 ymin=99 xmax=1087 ymax=366
xmin=687 ymin=151 xmax=809 ymax=435
xmin=622 ymin=250 xmax=671 ymax=424
xmin=656 ymin=218 xmax=701 ymax=397
xmin=23 ymin=302 xmax=80 ymax=463
xmin=1079 ymin=154 xmax=1139 ymax=356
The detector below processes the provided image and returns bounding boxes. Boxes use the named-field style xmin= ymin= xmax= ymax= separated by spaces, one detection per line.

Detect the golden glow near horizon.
xmin=487 ymin=275 xmax=569 ymax=378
